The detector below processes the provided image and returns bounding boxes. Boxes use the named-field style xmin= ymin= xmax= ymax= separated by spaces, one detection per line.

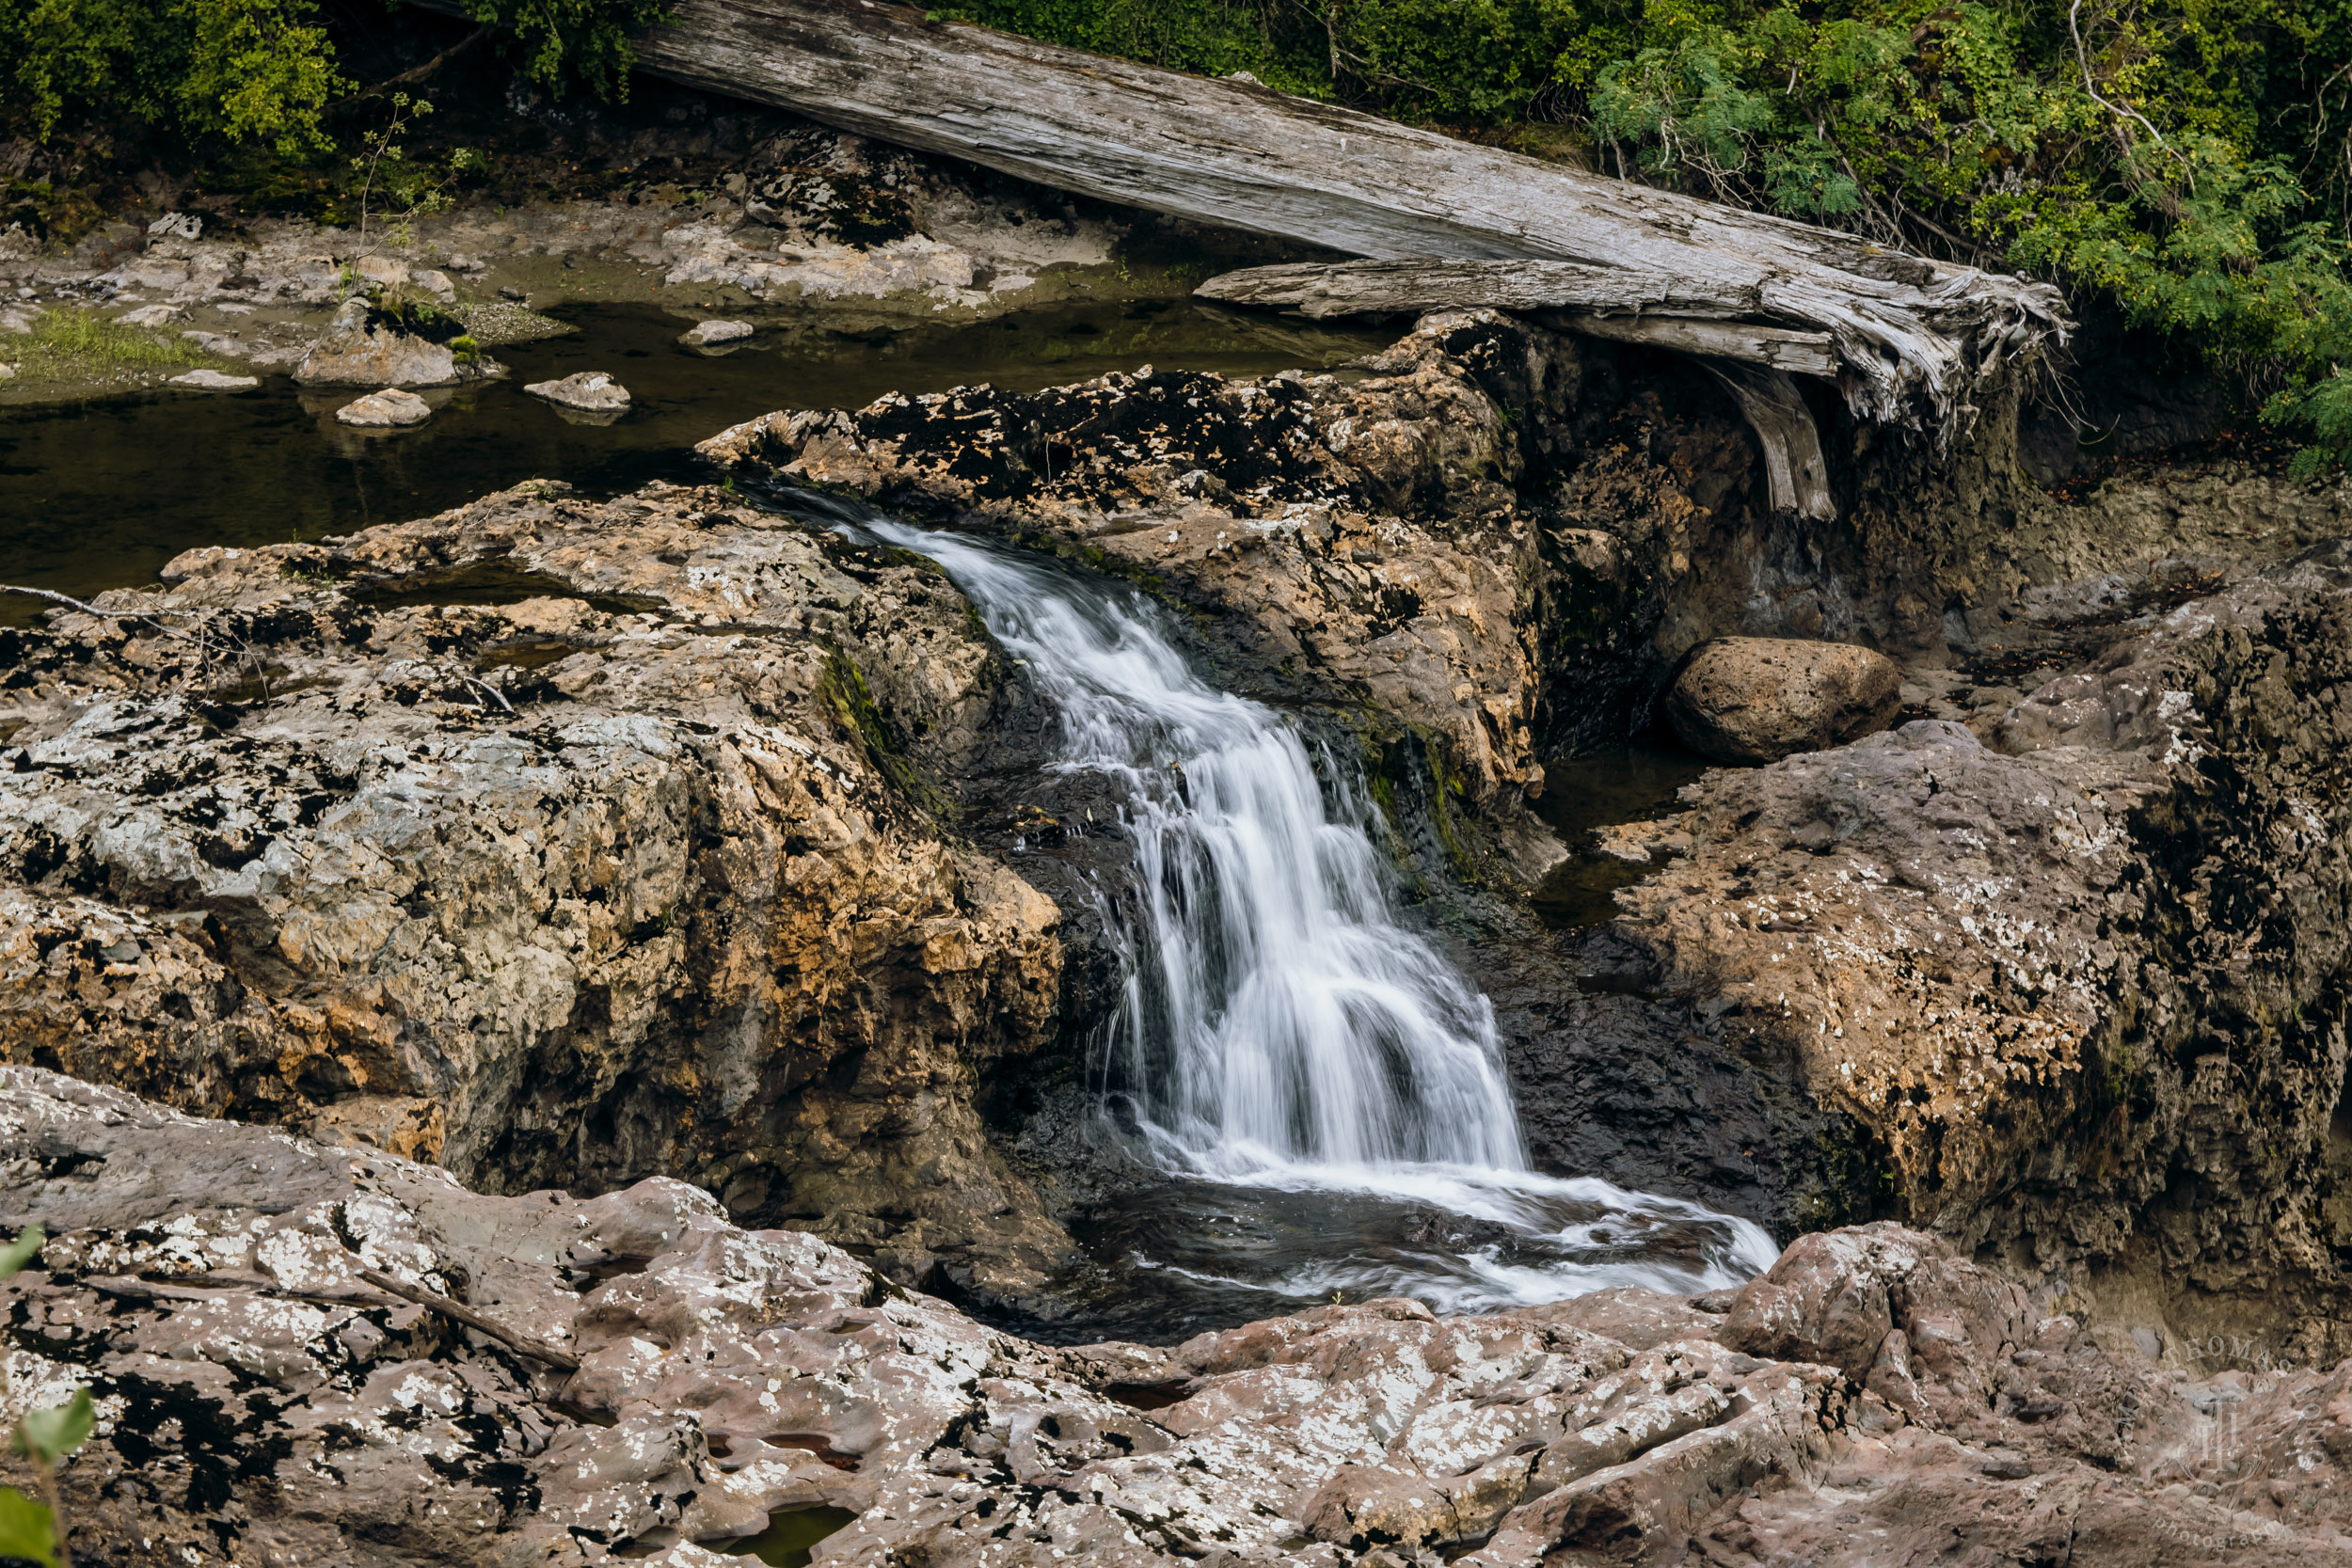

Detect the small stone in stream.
xmin=297 ymin=296 xmax=483 ymax=388
xmin=526 ymin=370 xmax=631 ymax=412
xmin=1666 ymin=636 xmax=1902 ymax=764
xmin=499 ymin=285 xmax=527 ymax=301
xmin=413 ymin=268 xmax=456 ymax=301
xmin=681 ymin=319 xmax=754 ymax=346
xmin=334 ymin=387 xmax=432 ymax=427
xmin=117 ymin=303 xmax=188 ymax=328
xmin=169 ymin=369 xmax=259 ymax=390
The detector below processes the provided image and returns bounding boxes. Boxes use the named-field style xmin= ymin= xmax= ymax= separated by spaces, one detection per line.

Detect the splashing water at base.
xmin=843 ymin=506 xmax=1777 ymax=1321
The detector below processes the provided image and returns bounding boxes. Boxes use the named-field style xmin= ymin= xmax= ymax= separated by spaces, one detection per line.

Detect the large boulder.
xmin=1664 ymin=636 xmax=1902 ymax=763
xmin=0 ymin=479 xmax=1066 ymax=1295
xmin=10 ymin=1073 xmax=2352 ymax=1568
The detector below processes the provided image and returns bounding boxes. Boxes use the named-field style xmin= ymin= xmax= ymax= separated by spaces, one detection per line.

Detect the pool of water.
xmin=0 ymin=297 xmax=1387 ymax=624
xmin=1528 ymin=737 xmax=1712 ymax=928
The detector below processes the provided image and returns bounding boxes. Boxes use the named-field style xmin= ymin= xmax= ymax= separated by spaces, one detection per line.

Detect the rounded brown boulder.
xmin=1665 ymin=636 xmax=1902 ymax=764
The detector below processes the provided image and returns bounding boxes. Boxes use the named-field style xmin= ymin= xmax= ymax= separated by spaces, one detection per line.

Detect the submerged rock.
xmin=167 ymin=368 xmax=259 ymax=390
xmin=334 ymin=386 xmax=432 ymax=426
xmin=11 ymin=1069 xmax=2352 ymax=1567
xmin=527 ymin=369 xmax=632 ymax=411
xmin=0 ymin=480 xmax=1070 ymax=1295
xmin=1664 ymin=636 xmax=1901 ymax=763
xmin=681 ymin=318 xmax=755 ymax=346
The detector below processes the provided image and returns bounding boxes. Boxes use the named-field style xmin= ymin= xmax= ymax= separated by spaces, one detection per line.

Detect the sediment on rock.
xmin=0 ymin=480 xmax=1074 ymax=1296
xmin=9 ymin=1070 xmax=2352 ymax=1567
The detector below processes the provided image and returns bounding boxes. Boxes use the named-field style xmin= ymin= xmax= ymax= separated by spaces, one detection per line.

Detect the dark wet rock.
xmin=1664 ymin=636 xmax=1900 ymax=764
xmin=0 ymin=481 xmax=1072 ymax=1294
xmin=11 ymin=1072 xmax=2352 ymax=1567
xmin=703 ymin=310 xmax=1576 ymax=818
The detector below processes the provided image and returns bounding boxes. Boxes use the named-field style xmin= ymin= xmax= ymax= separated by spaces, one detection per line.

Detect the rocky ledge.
xmin=0 ymin=481 xmax=1074 ymax=1301
xmin=8 ymin=1068 xmax=2352 ymax=1568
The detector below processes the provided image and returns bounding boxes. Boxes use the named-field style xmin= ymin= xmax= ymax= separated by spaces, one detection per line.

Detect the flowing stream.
xmin=846 ymin=508 xmax=1779 ymax=1327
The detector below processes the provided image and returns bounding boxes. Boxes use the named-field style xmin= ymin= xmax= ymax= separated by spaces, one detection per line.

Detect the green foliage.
xmin=0 ymin=1225 xmax=41 ymax=1279
xmin=0 ymin=0 xmax=669 ymax=153
xmin=1 ymin=0 xmax=344 ymax=152
xmin=458 ymin=0 xmax=676 ymax=100
xmin=0 ymin=1488 xmax=59 ymax=1568
xmin=952 ymin=0 xmax=2352 ymax=475
xmin=9 ymin=1394 xmax=92 ymax=1468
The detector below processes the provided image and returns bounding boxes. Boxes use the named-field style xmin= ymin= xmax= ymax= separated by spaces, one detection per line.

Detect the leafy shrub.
xmin=953 ymin=0 xmax=2352 ymax=475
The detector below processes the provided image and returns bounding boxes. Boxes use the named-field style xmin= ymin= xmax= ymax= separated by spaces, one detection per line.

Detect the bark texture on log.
xmin=422 ymin=0 xmax=2062 ymax=442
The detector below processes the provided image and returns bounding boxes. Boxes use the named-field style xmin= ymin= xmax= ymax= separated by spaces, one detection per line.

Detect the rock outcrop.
xmin=1664 ymin=636 xmax=1901 ymax=763
xmin=702 ymin=310 xmax=1578 ymax=822
xmin=294 ymin=297 xmax=498 ymax=388
xmin=1603 ymin=541 xmax=2352 ymax=1355
xmin=0 ymin=481 xmax=1072 ymax=1296
xmin=9 ymin=1069 xmax=2352 ymax=1568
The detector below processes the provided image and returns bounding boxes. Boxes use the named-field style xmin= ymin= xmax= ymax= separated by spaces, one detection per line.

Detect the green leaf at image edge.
xmin=0 ymin=1227 xmax=41 ymax=1282
xmin=0 ymin=1486 xmax=58 ymax=1568
xmin=11 ymin=1391 xmax=94 ymax=1466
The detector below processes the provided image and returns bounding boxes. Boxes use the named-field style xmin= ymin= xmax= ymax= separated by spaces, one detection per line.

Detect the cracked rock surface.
xmin=8 ymin=1070 xmax=2352 ymax=1568
xmin=0 ymin=480 xmax=1071 ymax=1297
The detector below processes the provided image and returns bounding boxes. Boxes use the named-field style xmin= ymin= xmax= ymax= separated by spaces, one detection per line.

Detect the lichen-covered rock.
xmin=9 ymin=1072 xmax=2352 ymax=1568
xmin=296 ymin=297 xmax=469 ymax=388
xmin=1609 ymin=541 xmax=2352 ymax=1353
xmin=1664 ymin=636 xmax=1901 ymax=763
xmin=334 ymin=386 xmax=432 ymax=426
xmin=526 ymin=370 xmax=631 ymax=411
xmin=0 ymin=480 xmax=1069 ymax=1292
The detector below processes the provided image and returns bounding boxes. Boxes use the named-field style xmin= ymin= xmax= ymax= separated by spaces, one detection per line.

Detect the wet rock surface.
xmin=703 ymin=310 xmax=1578 ymax=829
xmin=1664 ymin=636 xmax=1901 ymax=764
xmin=0 ymin=480 xmax=1075 ymax=1297
xmin=10 ymin=1070 xmax=2352 ymax=1568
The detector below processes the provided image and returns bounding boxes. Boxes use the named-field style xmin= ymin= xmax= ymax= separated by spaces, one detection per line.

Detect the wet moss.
xmin=818 ymin=645 xmax=954 ymax=822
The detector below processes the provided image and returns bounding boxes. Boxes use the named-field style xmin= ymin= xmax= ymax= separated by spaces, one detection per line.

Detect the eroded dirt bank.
xmin=8 ymin=1069 xmax=2352 ymax=1568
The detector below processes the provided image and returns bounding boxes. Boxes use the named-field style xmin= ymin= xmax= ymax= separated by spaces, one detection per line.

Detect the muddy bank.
xmin=10 ymin=1069 xmax=2352 ymax=1567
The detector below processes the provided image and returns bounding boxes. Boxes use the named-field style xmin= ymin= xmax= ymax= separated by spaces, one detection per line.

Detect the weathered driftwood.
xmin=1194 ymin=259 xmax=1838 ymax=374
xmin=412 ymin=0 xmax=2062 ymax=445
xmin=1704 ymin=364 xmax=1836 ymax=522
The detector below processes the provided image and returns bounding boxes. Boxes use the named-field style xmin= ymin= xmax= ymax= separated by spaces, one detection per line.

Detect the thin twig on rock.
xmin=353 ymin=1265 xmax=582 ymax=1370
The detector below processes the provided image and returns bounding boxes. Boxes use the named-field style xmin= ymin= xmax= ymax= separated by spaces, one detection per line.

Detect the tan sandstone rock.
xmin=0 ymin=480 xmax=1070 ymax=1291
xmin=1664 ymin=636 xmax=1902 ymax=764
xmin=334 ymin=386 xmax=431 ymax=425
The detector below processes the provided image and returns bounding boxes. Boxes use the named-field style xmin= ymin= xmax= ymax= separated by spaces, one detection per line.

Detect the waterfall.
xmin=843 ymin=509 xmax=1778 ymax=1315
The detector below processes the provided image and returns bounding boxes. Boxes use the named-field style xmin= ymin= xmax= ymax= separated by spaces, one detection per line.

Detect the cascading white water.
xmin=860 ymin=514 xmax=1778 ymax=1310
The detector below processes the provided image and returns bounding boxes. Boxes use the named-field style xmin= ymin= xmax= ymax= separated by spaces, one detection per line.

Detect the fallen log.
xmin=410 ymin=0 xmax=2062 ymax=451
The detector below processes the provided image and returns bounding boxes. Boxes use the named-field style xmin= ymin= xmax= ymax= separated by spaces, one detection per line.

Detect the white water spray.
xmin=865 ymin=516 xmax=1777 ymax=1307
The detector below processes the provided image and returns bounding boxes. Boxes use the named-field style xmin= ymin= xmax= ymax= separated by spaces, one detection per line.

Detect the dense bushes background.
xmin=5 ymin=0 xmax=2349 ymax=468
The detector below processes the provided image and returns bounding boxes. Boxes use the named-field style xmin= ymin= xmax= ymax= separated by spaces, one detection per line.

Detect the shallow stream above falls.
xmin=0 ymin=296 xmax=1388 ymax=621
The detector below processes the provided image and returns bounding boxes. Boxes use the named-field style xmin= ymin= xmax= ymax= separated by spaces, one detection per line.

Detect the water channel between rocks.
xmin=4 ymin=294 xmax=1775 ymax=1338
xmin=801 ymin=490 xmax=1775 ymax=1337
